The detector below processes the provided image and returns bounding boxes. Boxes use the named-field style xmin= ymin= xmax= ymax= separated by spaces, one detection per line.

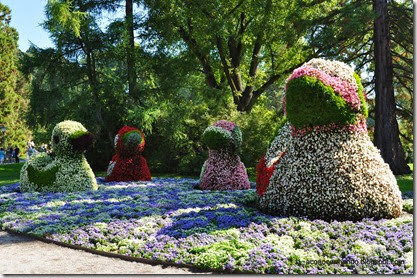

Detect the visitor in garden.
xmin=13 ymin=146 xmax=20 ymax=163
xmin=40 ymin=143 xmax=47 ymax=152
xmin=0 ymin=148 xmax=4 ymax=164
xmin=6 ymin=145 xmax=13 ymax=163
xmin=26 ymin=144 xmax=36 ymax=158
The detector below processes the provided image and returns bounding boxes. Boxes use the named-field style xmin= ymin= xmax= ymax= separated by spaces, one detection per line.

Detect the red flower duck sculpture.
xmin=105 ymin=126 xmax=151 ymax=181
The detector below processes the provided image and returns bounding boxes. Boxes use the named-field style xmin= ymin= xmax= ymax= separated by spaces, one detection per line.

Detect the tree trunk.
xmin=126 ymin=0 xmax=138 ymax=99
xmin=373 ymin=0 xmax=410 ymax=174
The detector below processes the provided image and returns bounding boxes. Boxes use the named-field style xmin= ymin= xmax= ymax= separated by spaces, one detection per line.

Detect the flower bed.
xmin=0 ymin=178 xmax=413 ymax=274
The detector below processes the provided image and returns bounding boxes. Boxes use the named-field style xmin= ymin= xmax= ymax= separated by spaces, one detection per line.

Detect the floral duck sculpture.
xmin=105 ymin=126 xmax=151 ymax=181
xmin=257 ymin=58 xmax=402 ymax=220
xmin=199 ymin=120 xmax=250 ymax=190
xmin=20 ymin=120 xmax=97 ymax=192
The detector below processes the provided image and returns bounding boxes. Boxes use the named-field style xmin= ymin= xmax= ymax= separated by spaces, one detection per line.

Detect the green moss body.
xmin=27 ymin=164 xmax=60 ymax=189
xmin=286 ymin=76 xmax=358 ymax=128
xmin=202 ymin=126 xmax=233 ymax=150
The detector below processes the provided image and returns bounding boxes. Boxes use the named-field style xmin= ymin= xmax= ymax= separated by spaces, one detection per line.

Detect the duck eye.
xmin=53 ymin=135 xmax=60 ymax=144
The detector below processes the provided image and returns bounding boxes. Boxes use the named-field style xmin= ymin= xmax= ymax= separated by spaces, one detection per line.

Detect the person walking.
xmin=14 ymin=146 xmax=20 ymax=163
xmin=6 ymin=146 xmax=13 ymax=163
xmin=0 ymin=148 xmax=4 ymax=164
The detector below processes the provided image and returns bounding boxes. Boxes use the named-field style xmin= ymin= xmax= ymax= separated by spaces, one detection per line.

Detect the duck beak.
xmin=70 ymin=132 xmax=94 ymax=152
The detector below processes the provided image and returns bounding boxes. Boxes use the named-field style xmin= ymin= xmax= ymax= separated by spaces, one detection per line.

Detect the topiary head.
xmin=284 ymin=58 xmax=368 ymax=130
xmin=202 ymin=120 xmax=242 ymax=152
xmin=114 ymin=126 xmax=146 ymax=155
xmin=51 ymin=120 xmax=94 ymax=157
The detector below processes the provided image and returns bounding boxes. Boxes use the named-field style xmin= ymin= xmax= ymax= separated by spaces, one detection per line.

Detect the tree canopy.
xmin=1 ymin=0 xmax=411 ymax=173
xmin=0 ymin=3 xmax=30 ymax=151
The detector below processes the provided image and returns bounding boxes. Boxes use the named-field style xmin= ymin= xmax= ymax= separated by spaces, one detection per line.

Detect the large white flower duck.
xmin=257 ymin=59 xmax=402 ymax=220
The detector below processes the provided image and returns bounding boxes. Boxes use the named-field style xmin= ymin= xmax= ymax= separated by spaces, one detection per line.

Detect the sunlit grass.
xmin=0 ymin=163 xmax=23 ymax=186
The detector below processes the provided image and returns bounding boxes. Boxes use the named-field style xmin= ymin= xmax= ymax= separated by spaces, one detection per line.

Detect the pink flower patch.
xmin=200 ymin=149 xmax=250 ymax=190
xmin=213 ymin=120 xmax=236 ymax=132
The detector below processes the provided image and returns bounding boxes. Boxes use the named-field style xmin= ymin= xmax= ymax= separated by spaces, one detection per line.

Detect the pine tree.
xmin=0 ymin=3 xmax=30 ymax=153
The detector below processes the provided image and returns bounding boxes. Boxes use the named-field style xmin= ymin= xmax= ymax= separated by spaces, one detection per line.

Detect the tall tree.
xmin=373 ymin=0 xmax=410 ymax=174
xmin=125 ymin=0 xmax=138 ymax=99
xmin=0 ymin=3 xmax=30 ymax=151
xmin=143 ymin=0 xmax=346 ymax=112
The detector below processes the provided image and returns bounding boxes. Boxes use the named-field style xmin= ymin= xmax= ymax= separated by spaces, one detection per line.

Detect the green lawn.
xmin=397 ymin=163 xmax=414 ymax=192
xmin=0 ymin=163 xmax=24 ymax=186
xmin=0 ymin=162 xmax=413 ymax=193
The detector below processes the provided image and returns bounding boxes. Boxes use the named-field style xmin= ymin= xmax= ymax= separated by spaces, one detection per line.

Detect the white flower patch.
xmin=305 ymin=58 xmax=357 ymax=88
xmin=259 ymin=129 xmax=402 ymax=220
xmin=114 ymin=134 xmax=119 ymax=148
xmin=265 ymin=123 xmax=291 ymax=167
xmin=107 ymin=161 xmax=116 ymax=177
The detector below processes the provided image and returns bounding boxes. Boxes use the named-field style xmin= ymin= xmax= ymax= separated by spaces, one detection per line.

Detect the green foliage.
xmin=0 ymin=163 xmax=23 ymax=186
xmin=142 ymin=0 xmax=343 ymax=111
xmin=0 ymin=3 xmax=31 ymax=152
xmin=45 ymin=0 xmax=86 ymax=37
xmin=18 ymin=0 xmax=412 ymax=172
xmin=353 ymin=72 xmax=368 ymax=118
xmin=232 ymin=127 xmax=243 ymax=149
xmin=397 ymin=174 xmax=413 ymax=193
xmin=70 ymin=130 xmax=88 ymax=140
xmin=402 ymin=199 xmax=413 ymax=214
xmin=286 ymin=76 xmax=358 ymax=128
xmin=191 ymin=238 xmax=254 ymax=269
xmin=27 ymin=164 xmax=60 ymax=189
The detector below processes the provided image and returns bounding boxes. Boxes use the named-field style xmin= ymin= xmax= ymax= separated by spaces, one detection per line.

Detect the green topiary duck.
xmin=20 ymin=120 xmax=98 ymax=192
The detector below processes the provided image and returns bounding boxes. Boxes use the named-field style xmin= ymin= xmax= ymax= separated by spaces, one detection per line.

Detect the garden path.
xmin=0 ymin=231 xmax=211 ymax=274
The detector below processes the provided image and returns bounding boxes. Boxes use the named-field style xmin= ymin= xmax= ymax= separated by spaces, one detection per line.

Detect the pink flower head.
xmin=213 ymin=120 xmax=236 ymax=132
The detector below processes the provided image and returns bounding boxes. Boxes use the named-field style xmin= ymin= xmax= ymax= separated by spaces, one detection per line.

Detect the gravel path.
xmin=0 ymin=231 xmax=211 ymax=274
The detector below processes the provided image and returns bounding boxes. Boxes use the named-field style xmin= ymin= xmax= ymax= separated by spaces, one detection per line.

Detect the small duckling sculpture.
xmin=105 ymin=126 xmax=151 ymax=181
xmin=20 ymin=120 xmax=97 ymax=192
xmin=257 ymin=59 xmax=402 ymax=220
xmin=199 ymin=120 xmax=250 ymax=190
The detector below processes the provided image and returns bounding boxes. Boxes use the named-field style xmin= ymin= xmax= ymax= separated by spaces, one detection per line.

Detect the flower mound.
xmin=0 ymin=179 xmax=413 ymax=274
xmin=106 ymin=126 xmax=151 ymax=182
xmin=200 ymin=120 xmax=250 ymax=190
xmin=20 ymin=120 xmax=97 ymax=192
xmin=258 ymin=59 xmax=402 ymax=220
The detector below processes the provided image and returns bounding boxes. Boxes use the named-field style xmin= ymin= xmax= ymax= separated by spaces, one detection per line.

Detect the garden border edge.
xmin=3 ymin=227 xmax=250 ymax=274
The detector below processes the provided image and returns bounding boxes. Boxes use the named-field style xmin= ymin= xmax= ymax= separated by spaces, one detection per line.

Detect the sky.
xmin=3 ymin=0 xmax=54 ymax=51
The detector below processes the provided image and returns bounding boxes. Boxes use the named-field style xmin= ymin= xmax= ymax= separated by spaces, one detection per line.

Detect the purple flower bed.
xmin=0 ymin=178 xmax=413 ymax=274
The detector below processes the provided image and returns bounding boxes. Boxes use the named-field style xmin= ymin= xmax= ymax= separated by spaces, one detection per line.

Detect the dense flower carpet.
xmin=0 ymin=178 xmax=413 ymax=274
